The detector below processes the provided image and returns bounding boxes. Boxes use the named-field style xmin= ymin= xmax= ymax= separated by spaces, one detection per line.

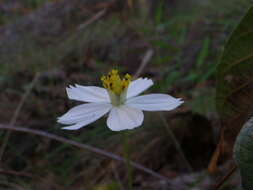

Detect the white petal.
xmin=57 ymin=103 xmax=112 ymax=130
xmin=106 ymin=106 xmax=144 ymax=131
xmin=66 ymin=84 xmax=110 ymax=103
xmin=126 ymin=78 xmax=153 ymax=99
xmin=126 ymin=94 xmax=183 ymax=111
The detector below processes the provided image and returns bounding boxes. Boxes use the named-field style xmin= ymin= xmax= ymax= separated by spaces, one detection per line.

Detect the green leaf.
xmin=196 ymin=37 xmax=210 ymax=67
xmin=216 ymin=6 xmax=253 ymax=190
xmin=155 ymin=1 xmax=164 ymax=25
xmin=216 ymin=6 xmax=253 ymax=121
xmin=234 ymin=117 xmax=253 ymax=190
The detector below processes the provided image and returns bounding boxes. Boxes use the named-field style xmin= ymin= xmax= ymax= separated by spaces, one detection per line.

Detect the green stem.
xmin=122 ymin=131 xmax=133 ymax=190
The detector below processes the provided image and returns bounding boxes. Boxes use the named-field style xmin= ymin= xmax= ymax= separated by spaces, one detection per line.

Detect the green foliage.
xmin=216 ymin=5 xmax=253 ymax=119
xmin=188 ymin=87 xmax=216 ymax=115
xmin=1 ymin=0 xmax=252 ymax=189
xmin=23 ymin=0 xmax=45 ymax=8
xmin=154 ymin=0 xmax=165 ymax=25
xmin=216 ymin=5 xmax=253 ymax=190
xmin=196 ymin=37 xmax=210 ymax=67
xmin=234 ymin=117 xmax=253 ymax=190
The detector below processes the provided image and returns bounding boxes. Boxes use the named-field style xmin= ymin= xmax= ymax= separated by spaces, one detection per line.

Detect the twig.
xmin=0 ymin=182 xmax=26 ymax=190
xmin=134 ymin=49 xmax=154 ymax=79
xmin=0 ymin=169 xmax=34 ymax=178
xmin=0 ymin=124 xmax=170 ymax=182
xmin=0 ymin=73 xmax=40 ymax=162
xmin=214 ymin=165 xmax=237 ymax=190
xmin=159 ymin=113 xmax=193 ymax=172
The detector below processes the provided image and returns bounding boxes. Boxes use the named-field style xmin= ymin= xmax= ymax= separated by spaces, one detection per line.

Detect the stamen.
xmin=101 ymin=69 xmax=132 ymax=95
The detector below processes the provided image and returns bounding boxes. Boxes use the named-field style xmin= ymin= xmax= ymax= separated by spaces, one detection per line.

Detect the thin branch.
xmin=0 ymin=124 xmax=170 ymax=182
xmin=133 ymin=49 xmax=154 ymax=79
xmin=159 ymin=113 xmax=193 ymax=172
xmin=0 ymin=73 xmax=40 ymax=162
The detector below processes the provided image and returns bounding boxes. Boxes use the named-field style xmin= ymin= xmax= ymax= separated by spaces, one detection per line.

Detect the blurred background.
xmin=0 ymin=0 xmax=252 ymax=189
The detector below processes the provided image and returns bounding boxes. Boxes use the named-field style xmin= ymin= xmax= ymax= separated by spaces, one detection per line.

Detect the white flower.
xmin=57 ymin=70 xmax=183 ymax=131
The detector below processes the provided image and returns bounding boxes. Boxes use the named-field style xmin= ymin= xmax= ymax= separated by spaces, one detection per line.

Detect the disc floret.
xmin=101 ymin=69 xmax=132 ymax=106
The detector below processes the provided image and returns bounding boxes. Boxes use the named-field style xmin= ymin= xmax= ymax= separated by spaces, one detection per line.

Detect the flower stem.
xmin=122 ymin=131 xmax=133 ymax=190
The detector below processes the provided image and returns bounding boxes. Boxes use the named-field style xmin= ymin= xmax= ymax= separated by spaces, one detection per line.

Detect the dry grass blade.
xmin=0 ymin=124 xmax=170 ymax=182
xmin=134 ymin=49 xmax=154 ymax=79
xmin=0 ymin=73 xmax=40 ymax=162
xmin=208 ymin=126 xmax=225 ymax=173
xmin=112 ymin=162 xmax=125 ymax=190
xmin=77 ymin=8 xmax=107 ymax=31
xmin=214 ymin=165 xmax=237 ymax=190
xmin=159 ymin=113 xmax=193 ymax=172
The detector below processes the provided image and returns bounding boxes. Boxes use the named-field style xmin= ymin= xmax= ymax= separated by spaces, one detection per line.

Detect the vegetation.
xmin=0 ymin=0 xmax=252 ymax=189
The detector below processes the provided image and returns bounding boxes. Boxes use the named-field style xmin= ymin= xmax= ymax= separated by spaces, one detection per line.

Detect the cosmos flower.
xmin=57 ymin=69 xmax=183 ymax=131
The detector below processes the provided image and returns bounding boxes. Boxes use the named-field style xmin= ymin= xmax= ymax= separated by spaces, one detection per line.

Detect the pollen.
xmin=101 ymin=69 xmax=132 ymax=95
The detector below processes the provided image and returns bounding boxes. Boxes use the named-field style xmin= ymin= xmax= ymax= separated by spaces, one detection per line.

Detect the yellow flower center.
xmin=101 ymin=69 xmax=132 ymax=95
xmin=101 ymin=69 xmax=132 ymax=106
